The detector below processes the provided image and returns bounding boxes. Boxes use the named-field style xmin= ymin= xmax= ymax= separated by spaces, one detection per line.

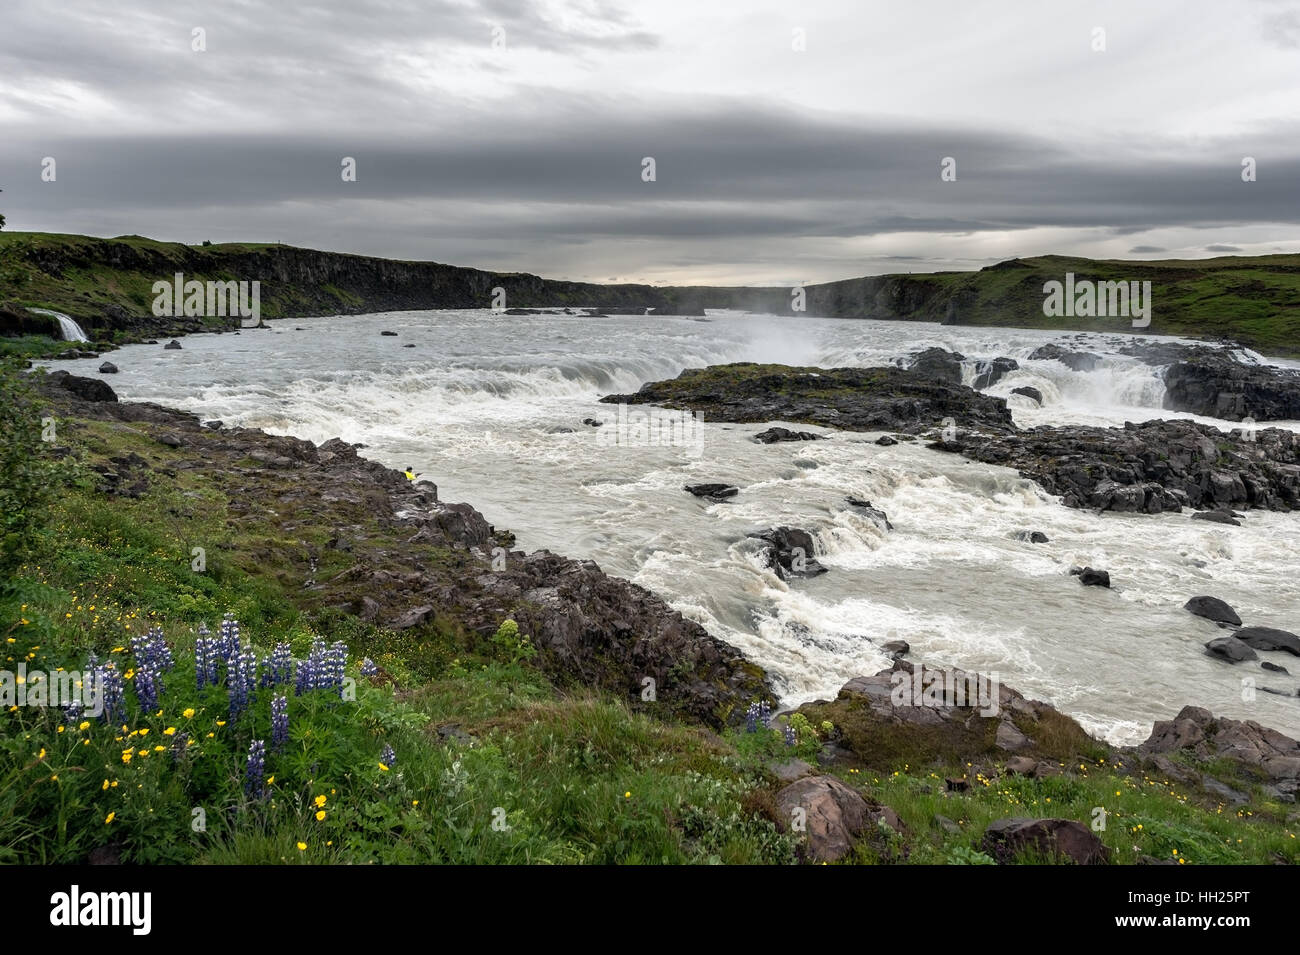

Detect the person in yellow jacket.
xmin=404 ymin=466 xmax=416 ymax=481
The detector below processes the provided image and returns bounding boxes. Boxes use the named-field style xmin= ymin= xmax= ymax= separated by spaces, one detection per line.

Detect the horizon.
xmin=2 ymin=0 xmax=1299 ymax=285
xmin=5 ymin=228 xmax=1297 ymax=292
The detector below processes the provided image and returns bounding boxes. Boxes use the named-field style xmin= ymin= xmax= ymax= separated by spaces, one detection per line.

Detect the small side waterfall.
xmin=28 ymin=307 xmax=89 ymax=342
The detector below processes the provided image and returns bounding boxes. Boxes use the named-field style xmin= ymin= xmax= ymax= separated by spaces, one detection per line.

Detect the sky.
xmin=1 ymin=0 xmax=1299 ymax=286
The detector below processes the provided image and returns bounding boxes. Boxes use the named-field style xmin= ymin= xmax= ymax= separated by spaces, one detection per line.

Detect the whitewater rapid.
xmin=45 ymin=310 xmax=1300 ymax=744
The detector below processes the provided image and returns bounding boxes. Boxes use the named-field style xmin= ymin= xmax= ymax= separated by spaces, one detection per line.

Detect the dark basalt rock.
xmin=749 ymin=526 xmax=827 ymax=579
xmin=1192 ymin=510 xmax=1241 ymax=526
xmin=1185 ymin=596 xmax=1242 ymax=627
xmin=845 ymin=497 xmax=893 ymax=531
xmin=950 ymin=418 xmax=1300 ymax=515
xmin=380 ymin=330 xmax=398 ymax=336
xmin=1235 ymin=626 xmax=1300 ymax=657
xmin=98 ymin=361 xmax=118 ymax=374
xmin=1160 ymin=349 xmax=1300 ymax=423
xmin=1011 ymin=386 xmax=1043 ymax=404
xmin=1262 ymin=661 xmax=1291 ymax=674
xmin=163 ymin=339 xmax=182 ymax=349
xmin=754 ymin=426 xmax=822 ymax=444
xmin=684 ymin=483 xmax=738 ymax=502
xmin=1204 ymin=635 xmax=1258 ymax=663
xmin=905 ymin=348 xmax=1019 ymax=390
xmin=602 ymin=363 xmax=1016 ymax=436
xmin=1029 ymin=344 xmax=1104 ymax=371
xmin=875 ymin=435 xmax=899 ymax=446
xmin=45 ymin=370 xmax=118 ymax=403
xmin=1072 ymin=567 xmax=1111 ymax=588
xmin=1016 ymin=530 xmax=1050 ymax=544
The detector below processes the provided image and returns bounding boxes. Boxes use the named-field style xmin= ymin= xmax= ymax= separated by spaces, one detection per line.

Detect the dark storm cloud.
xmin=4 ymin=110 xmax=1298 ymax=242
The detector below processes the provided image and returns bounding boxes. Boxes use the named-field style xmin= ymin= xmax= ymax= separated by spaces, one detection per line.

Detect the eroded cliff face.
xmin=3 ymin=234 xmax=678 ymax=337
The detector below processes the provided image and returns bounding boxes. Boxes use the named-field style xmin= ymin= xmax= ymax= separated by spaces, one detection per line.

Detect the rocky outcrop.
xmin=602 ymin=363 xmax=1016 ymax=436
xmin=1028 ymin=344 xmax=1103 ymax=371
xmin=1138 ymin=705 xmax=1300 ymax=802
xmin=904 ymin=348 xmax=1018 ymax=390
xmin=1159 ymin=349 xmax=1300 ymax=422
xmin=44 ymin=370 xmax=118 ymax=402
xmin=953 ymin=419 xmax=1300 ymax=514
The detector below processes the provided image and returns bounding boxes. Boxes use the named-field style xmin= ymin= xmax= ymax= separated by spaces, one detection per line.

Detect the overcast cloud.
xmin=2 ymin=0 xmax=1298 ymax=284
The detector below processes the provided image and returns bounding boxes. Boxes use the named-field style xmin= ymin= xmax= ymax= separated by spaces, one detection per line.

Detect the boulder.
xmin=1011 ymin=386 xmax=1043 ymax=404
xmin=774 ymin=775 xmax=870 ymax=862
xmin=1072 ymin=567 xmax=1111 ymax=588
xmin=749 ymin=526 xmax=827 ymax=579
xmin=1234 ymin=626 xmax=1300 ymax=657
xmin=754 ymin=427 xmax=822 ymax=444
xmin=1192 ymin=510 xmax=1241 ymax=526
xmin=1016 ymin=531 xmax=1049 ymax=544
xmin=1184 ymin=596 xmax=1242 ymax=626
xmin=49 ymin=372 xmax=117 ymax=403
xmin=380 ymin=330 xmax=398 ymax=336
xmin=98 ymin=361 xmax=119 ymax=374
xmin=684 ymin=483 xmax=738 ymax=502
xmin=1204 ymin=635 xmax=1258 ymax=664
xmin=981 ymin=818 xmax=1110 ymax=865
xmin=163 ymin=340 xmax=182 ymax=349
xmin=875 ymin=435 xmax=899 ymax=446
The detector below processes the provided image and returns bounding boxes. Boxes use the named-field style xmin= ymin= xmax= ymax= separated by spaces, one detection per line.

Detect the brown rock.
xmin=981 ymin=818 xmax=1110 ymax=865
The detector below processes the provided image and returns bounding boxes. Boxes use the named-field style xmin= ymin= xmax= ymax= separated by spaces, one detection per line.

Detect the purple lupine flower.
xmin=745 ymin=701 xmax=759 ymax=734
xmin=783 ymin=724 xmax=797 ymax=747
xmin=228 ymin=648 xmax=258 ymax=717
xmin=294 ymin=656 xmax=315 ymax=696
xmin=218 ymin=614 xmax=241 ymax=664
xmin=265 ymin=642 xmax=292 ymax=687
xmin=134 ymin=666 xmax=159 ymax=713
xmin=62 ymin=700 xmax=83 ymax=726
xmin=245 ymin=739 xmax=266 ymax=799
xmin=380 ymin=744 xmax=395 ymax=767
xmin=170 ymin=731 xmax=189 ymax=763
xmin=360 ymin=657 xmax=378 ymax=677
xmin=270 ymin=695 xmax=288 ymax=752
xmin=328 ymin=641 xmax=347 ymax=695
xmin=758 ymin=700 xmax=772 ymax=729
xmin=94 ymin=663 xmax=125 ymax=724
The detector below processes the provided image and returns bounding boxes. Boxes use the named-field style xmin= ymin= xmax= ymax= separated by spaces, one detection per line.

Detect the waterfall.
xmin=28 ymin=308 xmax=89 ymax=343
